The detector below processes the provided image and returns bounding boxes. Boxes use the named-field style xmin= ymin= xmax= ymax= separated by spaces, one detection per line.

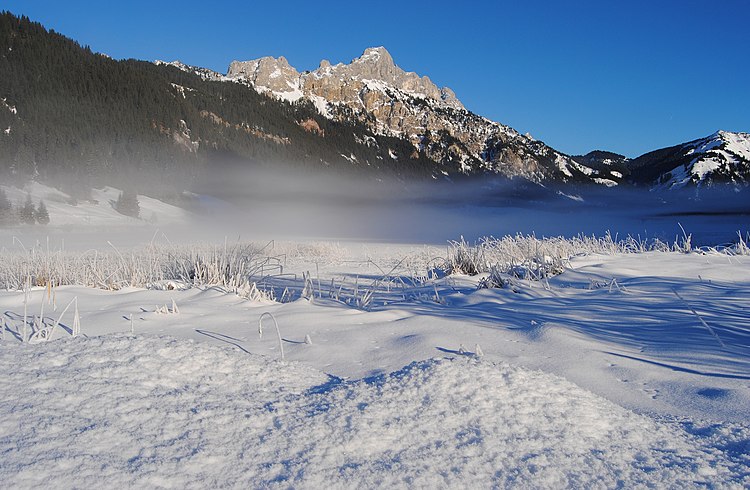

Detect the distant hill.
xmin=571 ymin=151 xmax=630 ymax=185
xmin=626 ymin=131 xmax=750 ymax=189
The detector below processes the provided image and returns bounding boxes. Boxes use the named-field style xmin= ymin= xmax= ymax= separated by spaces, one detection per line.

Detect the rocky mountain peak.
xmin=225 ymin=47 xmax=464 ymax=111
xmin=361 ymin=46 xmax=392 ymax=59
xmin=332 ymin=47 xmax=460 ymax=108
xmin=227 ymin=56 xmax=301 ymax=96
xmin=353 ymin=46 xmax=396 ymax=72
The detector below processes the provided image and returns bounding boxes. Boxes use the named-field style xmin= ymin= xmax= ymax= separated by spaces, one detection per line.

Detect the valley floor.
xmin=1 ymin=242 xmax=749 ymax=487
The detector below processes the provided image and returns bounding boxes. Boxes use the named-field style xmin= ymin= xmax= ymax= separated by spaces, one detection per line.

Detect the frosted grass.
xmin=1 ymin=232 xmax=747 ymax=299
xmin=444 ymin=231 xmax=750 ymax=279
xmin=0 ymin=240 xmax=282 ymax=292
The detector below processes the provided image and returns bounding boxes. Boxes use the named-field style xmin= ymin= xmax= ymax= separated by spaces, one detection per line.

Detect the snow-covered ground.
xmin=1 ymin=182 xmax=749 ymax=486
xmin=0 ymin=240 xmax=749 ymax=487
xmin=1 ymin=335 xmax=747 ymax=488
xmin=1 ymin=182 xmax=189 ymax=227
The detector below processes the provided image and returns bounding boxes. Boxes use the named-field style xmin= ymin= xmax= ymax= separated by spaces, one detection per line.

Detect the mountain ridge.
xmin=165 ymin=46 xmax=619 ymax=185
xmin=0 ymin=12 xmax=453 ymax=198
xmin=167 ymin=47 xmax=750 ymax=190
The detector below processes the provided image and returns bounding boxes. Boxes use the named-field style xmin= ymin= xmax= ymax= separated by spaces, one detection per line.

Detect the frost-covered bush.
xmin=477 ymin=265 xmax=512 ymax=290
xmin=726 ymin=232 xmax=750 ymax=256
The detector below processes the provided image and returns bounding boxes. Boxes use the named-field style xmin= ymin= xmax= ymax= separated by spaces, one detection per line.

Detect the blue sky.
xmin=4 ymin=0 xmax=748 ymax=157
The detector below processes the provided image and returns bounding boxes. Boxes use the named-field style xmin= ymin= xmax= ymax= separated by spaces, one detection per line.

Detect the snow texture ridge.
xmin=0 ymin=334 xmax=747 ymax=488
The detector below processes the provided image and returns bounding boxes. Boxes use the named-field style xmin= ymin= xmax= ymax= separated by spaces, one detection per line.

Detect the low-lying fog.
xmin=188 ymin=166 xmax=750 ymax=246
xmin=3 ymin=166 xmax=749 ymax=250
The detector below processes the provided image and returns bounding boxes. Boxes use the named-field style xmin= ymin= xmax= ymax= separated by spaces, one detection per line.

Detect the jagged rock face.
xmin=301 ymin=47 xmax=464 ymax=110
xmin=201 ymin=47 xmax=605 ymax=183
xmin=228 ymin=57 xmax=302 ymax=96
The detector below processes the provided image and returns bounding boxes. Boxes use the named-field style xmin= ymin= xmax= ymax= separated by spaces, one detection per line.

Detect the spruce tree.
xmin=115 ymin=190 xmax=140 ymax=218
xmin=20 ymin=193 xmax=36 ymax=224
xmin=35 ymin=200 xmax=50 ymax=225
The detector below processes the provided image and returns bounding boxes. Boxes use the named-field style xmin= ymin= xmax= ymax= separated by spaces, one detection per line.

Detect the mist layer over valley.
xmin=6 ymin=165 xmax=748 ymax=252
xmin=193 ymin=165 xmax=750 ymax=246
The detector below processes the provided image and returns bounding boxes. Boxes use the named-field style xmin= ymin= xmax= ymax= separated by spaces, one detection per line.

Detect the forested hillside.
xmin=0 ymin=12 xmax=442 ymax=198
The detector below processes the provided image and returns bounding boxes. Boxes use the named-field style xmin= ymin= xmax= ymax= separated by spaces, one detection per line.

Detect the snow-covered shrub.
xmin=727 ymin=232 xmax=750 ymax=256
xmin=274 ymin=241 xmax=346 ymax=266
xmin=446 ymin=234 xmax=571 ymax=280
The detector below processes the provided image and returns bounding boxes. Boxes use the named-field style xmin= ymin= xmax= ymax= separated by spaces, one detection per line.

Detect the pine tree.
xmin=114 ymin=190 xmax=140 ymax=218
xmin=35 ymin=200 xmax=50 ymax=224
xmin=20 ymin=193 xmax=36 ymax=224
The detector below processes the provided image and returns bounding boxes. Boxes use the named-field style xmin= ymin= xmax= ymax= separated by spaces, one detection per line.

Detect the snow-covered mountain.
xmin=625 ymin=131 xmax=750 ymax=189
xmin=572 ymin=150 xmax=629 ymax=171
xmin=159 ymin=49 xmax=750 ymax=191
xmin=163 ymin=47 xmax=615 ymax=185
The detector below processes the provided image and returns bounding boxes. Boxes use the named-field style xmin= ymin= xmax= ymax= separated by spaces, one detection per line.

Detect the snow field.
xmin=0 ymin=334 xmax=746 ymax=488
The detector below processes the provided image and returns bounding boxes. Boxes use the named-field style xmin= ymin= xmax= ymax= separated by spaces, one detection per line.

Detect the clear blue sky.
xmin=4 ymin=0 xmax=749 ymax=157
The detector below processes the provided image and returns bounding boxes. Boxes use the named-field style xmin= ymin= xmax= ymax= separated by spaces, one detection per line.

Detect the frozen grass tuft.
xmin=445 ymin=231 xmax=750 ymax=284
xmin=258 ymin=311 xmax=284 ymax=360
